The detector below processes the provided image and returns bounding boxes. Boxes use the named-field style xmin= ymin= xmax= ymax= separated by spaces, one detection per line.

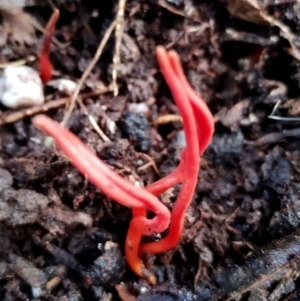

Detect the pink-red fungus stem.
xmin=39 ymin=9 xmax=60 ymax=84
xmin=140 ymin=47 xmax=214 ymax=253
xmin=126 ymin=47 xmax=214 ymax=278
xmin=139 ymin=47 xmax=199 ymax=254
xmin=32 ymin=45 xmax=214 ymax=285
xmin=32 ymin=115 xmax=170 ymax=237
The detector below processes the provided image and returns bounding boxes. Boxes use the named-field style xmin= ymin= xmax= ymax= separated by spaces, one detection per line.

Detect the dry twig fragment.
xmin=112 ymin=0 xmax=127 ymax=96
xmin=0 ymin=89 xmax=111 ymax=125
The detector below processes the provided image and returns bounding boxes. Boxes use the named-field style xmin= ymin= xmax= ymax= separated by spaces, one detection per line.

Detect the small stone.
xmin=0 ymin=168 xmax=13 ymax=190
xmin=8 ymin=253 xmax=47 ymax=287
xmin=47 ymin=78 xmax=77 ymax=95
xmin=128 ymin=102 xmax=149 ymax=114
xmin=120 ymin=111 xmax=151 ymax=152
xmin=0 ymin=65 xmax=44 ymax=109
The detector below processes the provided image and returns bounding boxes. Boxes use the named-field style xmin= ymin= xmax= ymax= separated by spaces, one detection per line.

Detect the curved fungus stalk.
xmin=39 ymin=9 xmax=60 ymax=84
xmin=126 ymin=46 xmax=214 ymax=280
xmin=32 ymin=46 xmax=214 ymax=285
xmin=141 ymin=47 xmax=214 ymax=254
xmin=32 ymin=114 xmax=170 ymax=237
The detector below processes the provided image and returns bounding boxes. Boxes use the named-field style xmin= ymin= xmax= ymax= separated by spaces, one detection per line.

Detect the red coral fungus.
xmin=32 ymin=46 xmax=214 ymax=284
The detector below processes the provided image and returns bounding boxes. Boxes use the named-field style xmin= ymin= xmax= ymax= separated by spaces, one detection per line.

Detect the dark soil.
xmin=2 ymin=0 xmax=300 ymax=300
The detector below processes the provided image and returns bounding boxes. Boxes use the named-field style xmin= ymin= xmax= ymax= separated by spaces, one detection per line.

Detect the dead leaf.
xmin=217 ymin=99 xmax=250 ymax=131
xmin=221 ymin=0 xmax=300 ymax=62
xmin=1 ymin=10 xmax=35 ymax=45
xmin=281 ymin=98 xmax=300 ymax=117
xmin=220 ymin=0 xmax=271 ymax=26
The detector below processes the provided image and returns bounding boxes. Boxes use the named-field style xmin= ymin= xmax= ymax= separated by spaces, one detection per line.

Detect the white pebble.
xmin=31 ymin=286 xmax=45 ymax=298
xmin=174 ymin=130 xmax=186 ymax=149
xmin=106 ymin=118 xmax=117 ymax=134
xmin=47 ymin=78 xmax=77 ymax=95
xmin=0 ymin=65 xmax=44 ymax=109
xmin=128 ymin=102 xmax=149 ymax=114
xmin=173 ymin=130 xmax=186 ymax=161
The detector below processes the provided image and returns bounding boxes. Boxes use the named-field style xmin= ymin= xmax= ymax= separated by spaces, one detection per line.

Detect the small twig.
xmin=46 ymin=276 xmax=61 ymax=291
xmin=268 ymin=99 xmax=300 ymax=121
xmin=0 ymin=89 xmax=111 ymax=126
xmin=244 ymin=132 xmax=286 ymax=147
xmin=166 ymin=31 xmax=184 ymax=49
xmin=158 ymin=0 xmax=185 ymax=17
xmin=137 ymin=152 xmax=160 ymax=175
xmin=112 ymin=0 xmax=127 ymax=96
xmin=244 ymin=127 xmax=300 ymax=147
xmin=268 ymin=115 xmax=300 ymax=121
xmin=0 ymin=99 xmax=67 ymax=125
xmin=47 ymin=0 xmax=57 ymax=10
xmin=263 ymin=0 xmax=299 ymax=7
xmin=61 ymin=19 xmax=117 ymax=127
xmin=283 ymin=127 xmax=300 ymax=136
xmin=268 ymin=99 xmax=282 ymax=118
xmin=155 ymin=114 xmax=182 ymax=125
xmin=0 ymin=56 xmax=36 ymax=68
xmin=87 ymin=115 xmax=111 ymax=142
xmin=77 ymin=98 xmax=111 ymax=142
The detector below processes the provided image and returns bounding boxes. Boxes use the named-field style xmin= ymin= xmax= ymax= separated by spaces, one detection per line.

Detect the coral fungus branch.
xmin=39 ymin=9 xmax=60 ymax=84
xmin=140 ymin=47 xmax=200 ymax=254
xmin=126 ymin=46 xmax=214 ymax=280
xmin=32 ymin=115 xmax=170 ymax=237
